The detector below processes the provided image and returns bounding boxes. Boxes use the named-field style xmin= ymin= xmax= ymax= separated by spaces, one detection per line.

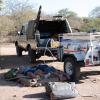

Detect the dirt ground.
xmin=0 ymin=43 xmax=100 ymax=100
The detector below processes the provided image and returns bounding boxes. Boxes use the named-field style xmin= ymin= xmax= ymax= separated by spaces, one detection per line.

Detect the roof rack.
xmin=53 ymin=15 xmax=63 ymax=18
xmin=53 ymin=15 xmax=64 ymax=20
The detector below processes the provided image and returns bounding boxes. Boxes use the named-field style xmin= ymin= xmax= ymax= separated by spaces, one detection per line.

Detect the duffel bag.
xmin=45 ymin=82 xmax=78 ymax=100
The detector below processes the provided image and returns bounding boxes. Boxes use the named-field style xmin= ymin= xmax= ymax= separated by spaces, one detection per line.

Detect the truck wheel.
xmin=28 ymin=45 xmax=36 ymax=63
xmin=16 ymin=46 xmax=22 ymax=56
xmin=64 ymin=57 xmax=80 ymax=82
xmin=15 ymin=41 xmax=22 ymax=56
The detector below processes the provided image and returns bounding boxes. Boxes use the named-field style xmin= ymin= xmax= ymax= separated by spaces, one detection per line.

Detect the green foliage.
xmin=0 ymin=0 xmax=2 ymax=4
xmin=0 ymin=16 xmax=15 ymax=35
xmin=10 ymin=9 xmax=37 ymax=30
xmin=0 ymin=0 xmax=2 ymax=10
xmin=0 ymin=9 xmax=36 ymax=36
xmin=0 ymin=0 xmax=36 ymax=36
xmin=89 ymin=6 xmax=100 ymax=18
xmin=0 ymin=3 xmax=100 ymax=38
xmin=0 ymin=0 xmax=2 ymax=3
xmin=57 ymin=8 xmax=82 ymax=31
xmin=57 ymin=8 xmax=100 ymax=32
xmin=57 ymin=8 xmax=77 ymax=18
xmin=81 ymin=18 xmax=100 ymax=32
xmin=68 ymin=17 xmax=83 ymax=30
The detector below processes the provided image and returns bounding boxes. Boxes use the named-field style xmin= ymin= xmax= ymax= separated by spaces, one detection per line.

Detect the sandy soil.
xmin=0 ymin=43 xmax=100 ymax=100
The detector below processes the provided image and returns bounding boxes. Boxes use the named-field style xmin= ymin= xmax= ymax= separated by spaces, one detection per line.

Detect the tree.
xmin=57 ymin=8 xmax=77 ymax=18
xmin=0 ymin=16 xmax=15 ymax=35
xmin=68 ymin=17 xmax=83 ymax=31
xmin=81 ymin=17 xmax=100 ymax=32
xmin=0 ymin=0 xmax=37 ymax=36
xmin=89 ymin=6 xmax=100 ymax=18
xmin=57 ymin=8 xmax=84 ymax=31
xmin=0 ymin=0 xmax=1 ymax=2
xmin=0 ymin=0 xmax=2 ymax=10
xmin=5 ymin=0 xmax=34 ymax=14
xmin=4 ymin=0 xmax=36 ymax=31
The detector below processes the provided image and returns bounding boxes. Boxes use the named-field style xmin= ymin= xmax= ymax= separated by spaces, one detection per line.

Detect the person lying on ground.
xmin=18 ymin=64 xmax=70 ymax=82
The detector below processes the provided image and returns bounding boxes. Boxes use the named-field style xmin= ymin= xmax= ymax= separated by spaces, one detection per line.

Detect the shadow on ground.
xmin=0 ymin=54 xmax=57 ymax=87
xmin=0 ymin=55 xmax=33 ymax=69
xmin=0 ymin=72 xmax=20 ymax=86
xmin=0 ymin=54 xmax=100 ymax=86
xmin=76 ymin=70 xmax=100 ymax=84
xmin=23 ymin=92 xmax=48 ymax=100
xmin=80 ymin=70 xmax=100 ymax=80
xmin=0 ymin=55 xmax=57 ymax=69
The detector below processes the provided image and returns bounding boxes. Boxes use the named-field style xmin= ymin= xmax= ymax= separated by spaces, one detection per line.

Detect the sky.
xmin=34 ymin=0 xmax=100 ymax=17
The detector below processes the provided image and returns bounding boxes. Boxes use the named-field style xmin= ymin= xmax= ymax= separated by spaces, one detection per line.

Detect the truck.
xmin=15 ymin=6 xmax=85 ymax=82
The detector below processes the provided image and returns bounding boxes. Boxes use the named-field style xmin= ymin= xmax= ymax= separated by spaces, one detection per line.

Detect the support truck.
xmin=15 ymin=6 xmax=85 ymax=81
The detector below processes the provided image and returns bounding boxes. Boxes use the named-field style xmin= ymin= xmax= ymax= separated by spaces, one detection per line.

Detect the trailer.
xmin=85 ymin=35 xmax=100 ymax=66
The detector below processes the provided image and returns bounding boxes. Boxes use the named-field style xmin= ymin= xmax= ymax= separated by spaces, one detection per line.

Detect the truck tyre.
xmin=28 ymin=45 xmax=36 ymax=63
xmin=64 ymin=57 xmax=80 ymax=82
xmin=15 ymin=41 xmax=22 ymax=56
xmin=16 ymin=46 xmax=22 ymax=56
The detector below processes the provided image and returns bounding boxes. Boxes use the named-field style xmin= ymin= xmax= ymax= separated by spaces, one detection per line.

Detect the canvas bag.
xmin=45 ymin=82 xmax=78 ymax=99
